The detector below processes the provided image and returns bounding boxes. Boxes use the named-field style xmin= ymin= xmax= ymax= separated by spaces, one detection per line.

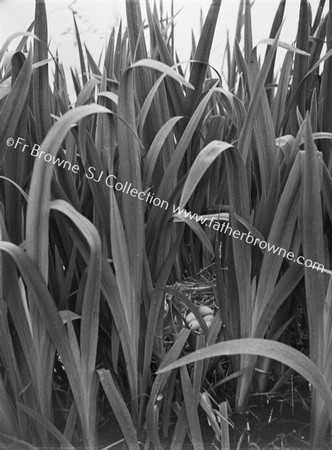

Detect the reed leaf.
xmin=0 ymin=51 xmax=32 ymax=164
xmin=290 ymin=0 xmax=309 ymax=134
xmin=97 ymin=369 xmax=139 ymax=450
xmin=180 ymin=366 xmax=203 ymax=449
xmin=26 ymin=104 xmax=109 ymax=281
xmin=179 ymin=141 xmax=233 ymax=210
xmin=158 ymin=338 xmax=332 ymax=423
xmin=185 ymin=0 xmax=221 ymax=114
xmin=301 ymin=118 xmax=327 ymax=446
xmin=33 ymin=0 xmax=51 ymax=143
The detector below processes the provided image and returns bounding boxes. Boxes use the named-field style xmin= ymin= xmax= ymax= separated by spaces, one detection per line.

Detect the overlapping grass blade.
xmin=0 ymin=375 xmax=17 ymax=436
xmin=2 ymin=196 xmax=104 ymax=447
xmin=3 ymin=52 xmax=30 ymax=244
xmin=17 ymin=403 xmax=75 ymax=449
xmin=33 ymin=0 xmax=51 ymax=142
xmin=2 ymin=1 xmax=332 ymax=448
xmin=180 ymin=366 xmax=203 ymax=449
xmin=319 ymin=2 xmax=332 ymax=167
xmin=301 ymin=118 xmax=327 ymax=446
xmin=184 ymin=0 xmax=221 ymax=114
xmin=178 ymin=141 xmax=233 ymax=210
xmin=0 ymin=32 xmax=34 ymax=65
xmin=109 ymin=189 xmax=132 ymax=327
xmin=26 ymin=104 xmax=109 ymax=280
xmin=265 ymin=0 xmax=286 ymax=105
xmin=146 ymin=328 xmax=191 ymax=449
xmin=157 ymin=338 xmax=332 ymax=423
xmin=0 ymin=51 xmax=32 ymax=164
xmin=97 ymin=369 xmax=139 ymax=450
xmin=255 ymin=153 xmax=302 ymax=321
xmin=73 ymin=13 xmax=87 ymax=86
xmin=51 ymin=200 xmax=101 ymax=395
xmin=0 ymin=242 xmax=85 ymax=435
xmin=301 ymin=119 xmax=325 ymax=367
xmin=290 ymin=0 xmax=309 ymax=134
xmin=143 ymin=116 xmax=184 ymax=190
xmin=239 ymin=29 xmax=282 ymax=161
xmin=146 ymin=83 xmax=218 ymax=243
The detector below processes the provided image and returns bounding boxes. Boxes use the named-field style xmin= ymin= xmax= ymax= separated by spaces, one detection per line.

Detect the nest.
xmin=165 ymin=268 xmax=217 ymax=317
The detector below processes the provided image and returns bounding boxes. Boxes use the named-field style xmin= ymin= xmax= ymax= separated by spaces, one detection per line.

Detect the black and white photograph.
xmin=0 ymin=0 xmax=331 ymax=448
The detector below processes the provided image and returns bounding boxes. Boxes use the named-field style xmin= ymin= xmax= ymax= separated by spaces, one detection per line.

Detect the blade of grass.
xmin=97 ymin=369 xmax=139 ymax=450
xmin=0 ymin=51 xmax=32 ymax=164
xmin=33 ymin=0 xmax=51 ymax=142
xmin=301 ymin=118 xmax=327 ymax=446
xmin=239 ymin=28 xmax=282 ymax=162
xmin=184 ymin=0 xmax=221 ymax=114
xmin=180 ymin=366 xmax=203 ymax=449
xmin=26 ymin=104 xmax=109 ymax=281
xmin=301 ymin=118 xmax=325 ymax=368
xmin=319 ymin=1 xmax=332 ymax=167
xmin=73 ymin=13 xmax=87 ymax=86
xmin=290 ymin=0 xmax=310 ymax=134
xmin=17 ymin=403 xmax=75 ymax=449
xmin=157 ymin=338 xmax=332 ymax=423
xmin=146 ymin=328 xmax=191 ymax=449
xmin=178 ymin=141 xmax=233 ymax=210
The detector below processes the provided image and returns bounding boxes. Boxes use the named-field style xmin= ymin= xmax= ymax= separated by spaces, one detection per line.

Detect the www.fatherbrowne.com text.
xmin=6 ymin=136 xmax=328 ymax=275
xmin=173 ymin=205 xmax=324 ymax=273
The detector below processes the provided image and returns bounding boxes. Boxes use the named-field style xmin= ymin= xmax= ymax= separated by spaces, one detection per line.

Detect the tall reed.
xmin=0 ymin=0 xmax=332 ymax=448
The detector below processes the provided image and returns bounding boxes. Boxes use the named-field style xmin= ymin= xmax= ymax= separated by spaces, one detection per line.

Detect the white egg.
xmin=203 ymin=314 xmax=214 ymax=323
xmin=203 ymin=315 xmax=214 ymax=328
xmin=198 ymin=305 xmax=214 ymax=317
xmin=185 ymin=312 xmax=196 ymax=323
xmin=188 ymin=319 xmax=200 ymax=331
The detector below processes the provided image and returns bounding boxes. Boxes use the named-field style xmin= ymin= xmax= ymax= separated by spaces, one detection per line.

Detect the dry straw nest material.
xmin=165 ymin=270 xmax=217 ymax=317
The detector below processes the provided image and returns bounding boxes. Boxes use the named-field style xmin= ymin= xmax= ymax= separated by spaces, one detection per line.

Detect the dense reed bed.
xmin=1 ymin=0 xmax=332 ymax=448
